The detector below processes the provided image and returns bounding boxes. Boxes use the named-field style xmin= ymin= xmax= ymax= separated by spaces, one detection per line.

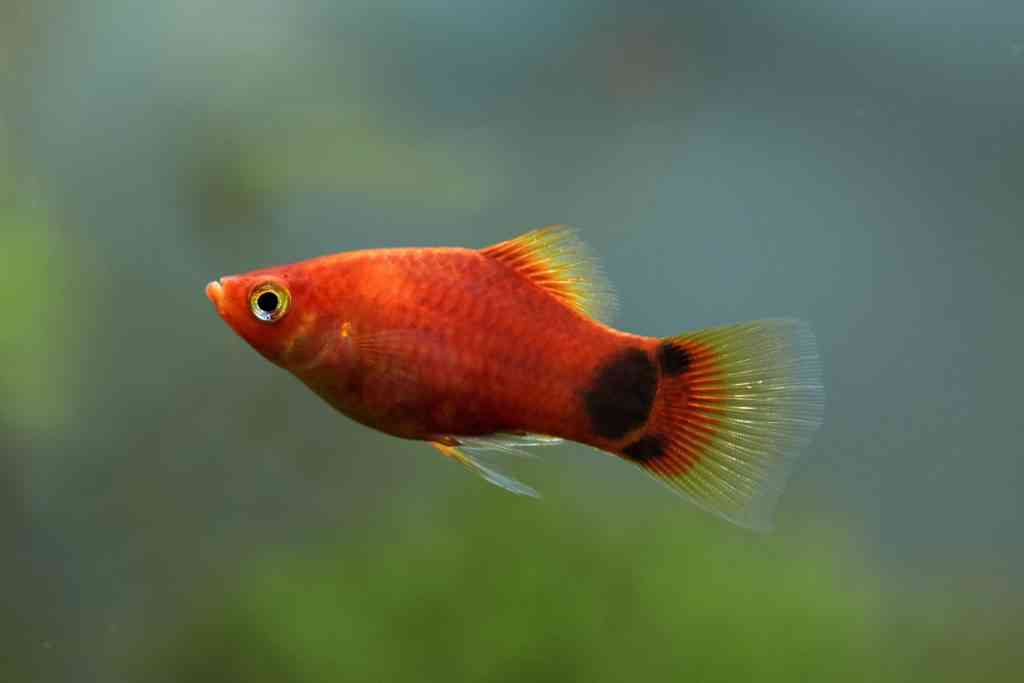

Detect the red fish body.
xmin=207 ymin=227 xmax=823 ymax=529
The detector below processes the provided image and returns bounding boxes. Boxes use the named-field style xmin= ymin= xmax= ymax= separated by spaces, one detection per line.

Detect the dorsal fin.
xmin=481 ymin=225 xmax=616 ymax=322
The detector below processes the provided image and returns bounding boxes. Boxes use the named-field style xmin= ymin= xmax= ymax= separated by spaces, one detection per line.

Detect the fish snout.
xmin=205 ymin=279 xmax=225 ymax=309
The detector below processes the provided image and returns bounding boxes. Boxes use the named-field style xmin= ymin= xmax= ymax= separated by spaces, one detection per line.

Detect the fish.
xmin=206 ymin=226 xmax=823 ymax=529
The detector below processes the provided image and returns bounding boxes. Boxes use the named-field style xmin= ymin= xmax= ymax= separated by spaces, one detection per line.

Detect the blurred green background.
xmin=3 ymin=1 xmax=1022 ymax=681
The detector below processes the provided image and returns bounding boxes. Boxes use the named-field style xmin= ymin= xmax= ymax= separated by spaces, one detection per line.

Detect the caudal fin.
xmin=621 ymin=320 xmax=824 ymax=530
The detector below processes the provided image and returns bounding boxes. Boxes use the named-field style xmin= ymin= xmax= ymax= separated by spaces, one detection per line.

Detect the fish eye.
xmin=249 ymin=282 xmax=290 ymax=322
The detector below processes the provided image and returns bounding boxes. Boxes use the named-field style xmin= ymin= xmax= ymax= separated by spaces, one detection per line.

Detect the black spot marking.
xmin=621 ymin=434 xmax=667 ymax=463
xmin=657 ymin=342 xmax=691 ymax=377
xmin=582 ymin=348 xmax=657 ymax=440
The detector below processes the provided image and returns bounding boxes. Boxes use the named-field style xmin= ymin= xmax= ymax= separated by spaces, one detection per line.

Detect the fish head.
xmin=206 ymin=263 xmax=332 ymax=369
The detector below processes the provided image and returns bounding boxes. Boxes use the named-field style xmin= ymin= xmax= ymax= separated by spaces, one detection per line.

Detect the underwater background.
xmin=3 ymin=1 xmax=1021 ymax=680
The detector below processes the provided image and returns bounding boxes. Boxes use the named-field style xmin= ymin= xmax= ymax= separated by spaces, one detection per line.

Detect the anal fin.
xmin=456 ymin=433 xmax=562 ymax=459
xmin=431 ymin=439 xmax=540 ymax=498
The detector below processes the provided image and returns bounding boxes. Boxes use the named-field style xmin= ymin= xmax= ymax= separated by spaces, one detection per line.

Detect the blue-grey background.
xmin=3 ymin=1 xmax=1021 ymax=681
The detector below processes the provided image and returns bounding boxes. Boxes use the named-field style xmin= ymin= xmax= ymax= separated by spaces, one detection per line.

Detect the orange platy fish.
xmin=206 ymin=227 xmax=823 ymax=529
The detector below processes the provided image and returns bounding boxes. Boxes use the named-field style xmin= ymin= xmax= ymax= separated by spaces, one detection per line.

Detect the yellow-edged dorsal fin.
xmin=480 ymin=225 xmax=616 ymax=322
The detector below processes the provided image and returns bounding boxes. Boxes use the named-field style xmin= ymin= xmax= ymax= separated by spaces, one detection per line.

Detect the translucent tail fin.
xmin=621 ymin=320 xmax=824 ymax=530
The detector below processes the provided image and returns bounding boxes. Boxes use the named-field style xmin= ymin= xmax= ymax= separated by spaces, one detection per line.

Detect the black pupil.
xmin=256 ymin=291 xmax=279 ymax=313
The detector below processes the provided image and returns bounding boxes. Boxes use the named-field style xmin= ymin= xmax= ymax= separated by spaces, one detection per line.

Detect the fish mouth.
xmin=205 ymin=279 xmax=224 ymax=309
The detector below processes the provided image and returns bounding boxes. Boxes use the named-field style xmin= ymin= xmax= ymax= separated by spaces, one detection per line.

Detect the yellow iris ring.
xmin=249 ymin=282 xmax=290 ymax=322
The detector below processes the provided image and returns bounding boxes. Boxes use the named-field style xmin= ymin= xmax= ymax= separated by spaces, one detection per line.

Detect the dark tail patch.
xmin=657 ymin=341 xmax=691 ymax=376
xmin=582 ymin=348 xmax=656 ymax=440
xmin=621 ymin=434 xmax=666 ymax=463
